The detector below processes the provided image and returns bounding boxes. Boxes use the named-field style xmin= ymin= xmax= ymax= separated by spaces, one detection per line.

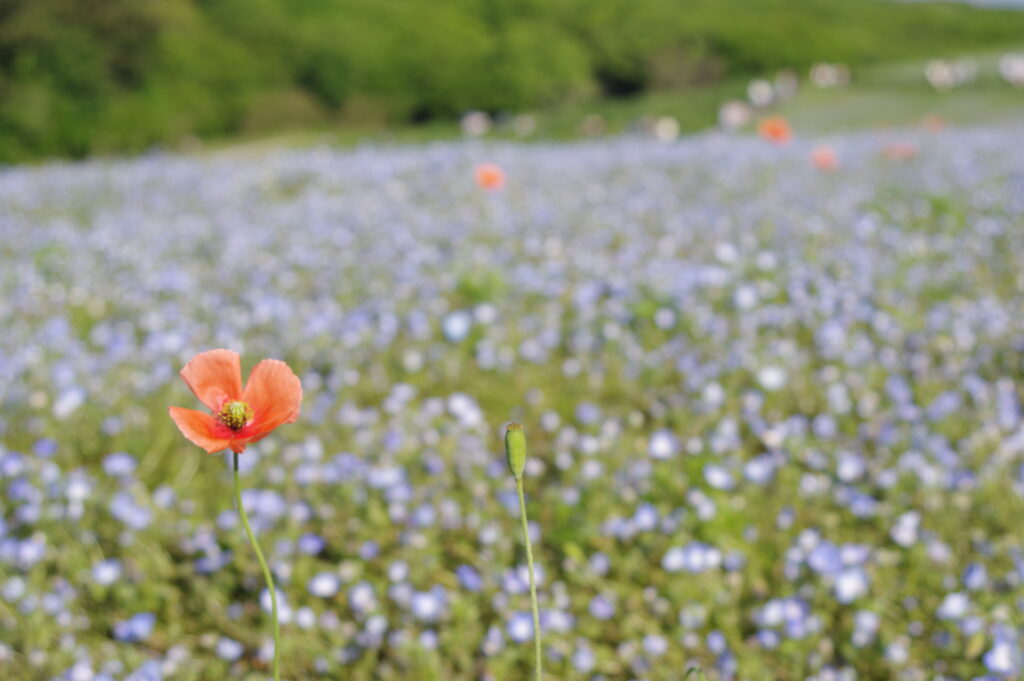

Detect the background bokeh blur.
xmin=1 ymin=0 xmax=1024 ymax=161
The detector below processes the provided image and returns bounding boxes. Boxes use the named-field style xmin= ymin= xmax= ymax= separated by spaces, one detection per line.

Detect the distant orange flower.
xmin=758 ymin=116 xmax=792 ymax=145
xmin=810 ymin=145 xmax=838 ymax=171
xmin=883 ymin=142 xmax=917 ymax=161
xmin=922 ymin=115 xmax=946 ymax=133
xmin=169 ymin=349 xmax=302 ymax=454
xmin=475 ymin=163 xmax=506 ymax=190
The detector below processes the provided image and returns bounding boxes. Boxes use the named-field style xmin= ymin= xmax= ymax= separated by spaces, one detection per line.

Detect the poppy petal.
xmin=180 ymin=349 xmax=243 ymax=411
xmin=242 ymin=359 xmax=302 ymax=437
xmin=169 ymin=407 xmax=233 ymax=453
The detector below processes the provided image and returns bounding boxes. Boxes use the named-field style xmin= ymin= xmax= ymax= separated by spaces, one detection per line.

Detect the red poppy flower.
xmin=811 ymin=146 xmax=838 ymax=171
xmin=475 ymin=162 xmax=506 ymax=190
xmin=922 ymin=115 xmax=946 ymax=133
xmin=883 ymin=142 xmax=917 ymax=161
xmin=758 ymin=116 xmax=792 ymax=145
xmin=169 ymin=349 xmax=302 ymax=454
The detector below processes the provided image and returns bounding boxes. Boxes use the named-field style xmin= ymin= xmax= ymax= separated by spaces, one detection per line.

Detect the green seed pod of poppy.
xmin=505 ymin=423 xmax=526 ymax=480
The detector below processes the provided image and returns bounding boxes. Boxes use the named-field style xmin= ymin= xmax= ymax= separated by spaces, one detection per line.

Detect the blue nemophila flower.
xmin=507 ymin=612 xmax=534 ymax=643
xmin=572 ymin=641 xmax=596 ymax=672
xmin=8 ymin=477 xmax=39 ymax=503
xmin=295 ymin=607 xmax=316 ymax=630
xmin=703 ymin=464 xmax=735 ymax=490
xmin=102 ymin=452 xmax=137 ymax=477
xmin=357 ymin=614 xmax=388 ymax=647
xmin=296 ymin=533 xmax=325 ymax=555
xmin=481 ymin=625 xmax=504 ymax=656
xmin=937 ymin=592 xmax=970 ymax=620
xmin=662 ymin=542 xmax=722 ymax=573
xmin=588 ymin=552 xmax=610 ymax=576
xmin=632 ymin=503 xmax=659 ymax=531
xmin=260 ymin=587 xmax=292 ymax=623
xmin=91 ymin=559 xmax=122 ymax=586
xmin=852 ymin=610 xmax=879 ymax=647
xmin=410 ymin=589 xmax=445 ymax=622
xmin=836 ymin=452 xmax=866 ymax=482
xmin=961 ymin=616 xmax=986 ymax=637
xmin=418 ymin=629 xmax=439 ymax=650
xmin=648 ymin=430 xmax=679 ymax=459
xmin=757 ymin=365 xmax=787 ymax=391
xmin=0 ymin=453 xmax=25 ymax=478
xmin=388 ymin=581 xmax=412 ymax=607
xmin=387 ymin=561 xmax=409 ymax=582
xmin=984 ymin=635 xmax=1022 ymax=676
xmin=996 ymin=379 xmax=1021 ymax=431
xmin=124 ymin=660 xmax=163 ymax=681
xmin=744 ymin=454 xmax=777 ymax=484
xmin=642 ymin=634 xmax=668 ymax=657
xmin=1 ymin=578 xmax=25 ymax=605
xmin=834 ymin=567 xmax=870 ymax=604
xmin=308 ymin=572 xmax=340 ymax=598
xmin=53 ymin=388 xmax=85 ymax=420
xmin=60 ymin=659 xmax=98 ymax=681
xmin=455 ymin=565 xmax=483 ymax=592
xmin=588 ymin=594 xmax=616 ymax=620
xmin=574 ymin=401 xmax=601 ymax=425
xmin=348 ymin=581 xmax=377 ymax=615
xmin=113 ymin=613 xmax=155 ymax=642
xmin=5 ymin=536 xmax=47 ymax=569
xmin=442 ymin=310 xmax=473 ymax=342
xmin=686 ymin=490 xmax=717 ymax=521
xmin=216 ymin=637 xmax=245 ymax=661
xmin=109 ymin=492 xmax=151 ymax=530
xmin=33 ymin=439 xmax=57 ymax=458
xmin=541 ymin=609 xmax=574 ymax=633
xmin=890 ymin=511 xmax=921 ymax=547
xmin=706 ymin=629 xmax=729 ymax=654
xmin=152 ymin=486 xmax=176 ymax=509
xmin=807 ymin=542 xmax=843 ymax=576
xmin=963 ymin=562 xmax=988 ymax=590
xmin=508 ymin=563 xmax=544 ymax=591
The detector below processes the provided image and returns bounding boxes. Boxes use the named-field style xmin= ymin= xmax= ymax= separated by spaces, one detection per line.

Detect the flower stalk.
xmin=233 ymin=452 xmax=281 ymax=681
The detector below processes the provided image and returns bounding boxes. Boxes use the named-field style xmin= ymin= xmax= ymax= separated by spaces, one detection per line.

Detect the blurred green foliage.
xmin=1 ymin=0 xmax=1024 ymax=161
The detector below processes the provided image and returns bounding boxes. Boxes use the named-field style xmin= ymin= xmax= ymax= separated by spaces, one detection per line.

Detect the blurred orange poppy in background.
xmin=169 ymin=349 xmax=302 ymax=454
xmin=811 ymin=146 xmax=838 ymax=171
xmin=758 ymin=116 xmax=793 ymax=144
xmin=883 ymin=142 xmax=917 ymax=160
xmin=475 ymin=162 xmax=506 ymax=190
xmin=923 ymin=115 xmax=946 ymax=133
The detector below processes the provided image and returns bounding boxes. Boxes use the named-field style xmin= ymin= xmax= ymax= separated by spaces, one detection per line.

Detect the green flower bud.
xmin=505 ymin=423 xmax=526 ymax=479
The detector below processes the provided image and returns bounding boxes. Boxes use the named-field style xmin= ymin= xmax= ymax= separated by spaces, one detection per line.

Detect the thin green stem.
xmin=233 ymin=452 xmax=281 ymax=681
xmin=516 ymin=478 xmax=542 ymax=681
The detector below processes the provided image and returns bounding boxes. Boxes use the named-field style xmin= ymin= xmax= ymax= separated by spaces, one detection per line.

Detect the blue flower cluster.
xmin=1 ymin=122 xmax=1023 ymax=680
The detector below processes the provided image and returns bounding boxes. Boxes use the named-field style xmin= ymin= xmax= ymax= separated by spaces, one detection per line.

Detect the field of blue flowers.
xmin=2 ymin=122 xmax=1024 ymax=681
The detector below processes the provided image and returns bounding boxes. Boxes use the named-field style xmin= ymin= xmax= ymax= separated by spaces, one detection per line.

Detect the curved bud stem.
xmin=517 ymin=478 xmax=543 ymax=681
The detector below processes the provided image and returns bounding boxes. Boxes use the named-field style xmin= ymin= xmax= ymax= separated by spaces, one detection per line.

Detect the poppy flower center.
xmin=218 ymin=400 xmax=253 ymax=431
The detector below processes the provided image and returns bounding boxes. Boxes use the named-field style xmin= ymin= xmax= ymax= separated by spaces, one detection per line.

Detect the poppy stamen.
xmin=218 ymin=400 xmax=253 ymax=431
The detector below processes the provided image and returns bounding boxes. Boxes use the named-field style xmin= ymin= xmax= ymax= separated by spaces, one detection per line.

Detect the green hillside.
xmin=1 ymin=0 xmax=1023 ymax=162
